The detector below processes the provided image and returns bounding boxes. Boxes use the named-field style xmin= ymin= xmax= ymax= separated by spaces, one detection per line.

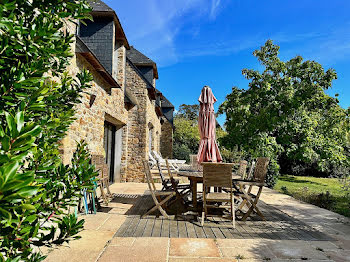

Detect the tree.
xmin=173 ymin=116 xmax=200 ymax=161
xmin=0 ymin=1 xmax=97 ymax=260
xmin=176 ymin=104 xmax=200 ymax=121
xmin=219 ymin=40 xmax=350 ymax=186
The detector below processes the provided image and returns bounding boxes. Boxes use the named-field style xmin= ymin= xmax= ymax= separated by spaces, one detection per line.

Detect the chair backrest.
xmin=253 ymin=157 xmax=270 ymax=183
xmin=156 ymin=160 xmax=168 ymax=186
xmin=190 ymin=154 xmax=197 ymax=166
xmin=152 ymin=151 xmax=163 ymax=161
xmin=202 ymin=163 xmax=234 ymax=188
xmin=237 ymin=160 xmax=248 ymax=179
xmin=165 ymin=160 xmax=179 ymax=191
xmin=246 ymin=160 xmax=256 ymax=180
xmin=149 ymin=152 xmax=157 ymax=163
xmin=143 ymin=160 xmax=157 ymax=192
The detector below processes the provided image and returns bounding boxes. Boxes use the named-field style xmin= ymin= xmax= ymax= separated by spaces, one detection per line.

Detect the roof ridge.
xmin=87 ymin=0 xmax=114 ymax=12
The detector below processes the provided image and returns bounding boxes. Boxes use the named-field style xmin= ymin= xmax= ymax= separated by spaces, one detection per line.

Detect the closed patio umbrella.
xmin=197 ymin=85 xmax=222 ymax=164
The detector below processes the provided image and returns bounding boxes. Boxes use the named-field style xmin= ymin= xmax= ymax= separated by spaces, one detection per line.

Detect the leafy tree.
xmin=219 ymin=40 xmax=350 ymax=186
xmin=176 ymin=104 xmax=200 ymax=121
xmin=173 ymin=116 xmax=200 ymax=161
xmin=0 ymin=0 xmax=98 ymax=261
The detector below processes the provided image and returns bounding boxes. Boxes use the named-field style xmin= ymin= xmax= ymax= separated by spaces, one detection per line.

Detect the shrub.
xmin=0 ymin=0 xmax=97 ymax=260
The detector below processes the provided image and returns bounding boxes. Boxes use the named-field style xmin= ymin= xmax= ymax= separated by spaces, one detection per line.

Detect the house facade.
xmin=61 ymin=0 xmax=174 ymax=183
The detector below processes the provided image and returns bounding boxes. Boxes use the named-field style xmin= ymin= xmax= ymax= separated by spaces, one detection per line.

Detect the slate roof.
xmin=88 ymin=0 xmax=114 ymax=12
xmin=86 ymin=0 xmax=130 ymax=49
xmin=161 ymin=96 xmax=174 ymax=108
xmin=127 ymin=46 xmax=156 ymax=65
xmin=76 ymin=36 xmax=120 ymax=89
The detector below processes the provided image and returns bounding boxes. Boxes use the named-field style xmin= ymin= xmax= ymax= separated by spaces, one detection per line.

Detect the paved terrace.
xmin=45 ymin=183 xmax=350 ymax=262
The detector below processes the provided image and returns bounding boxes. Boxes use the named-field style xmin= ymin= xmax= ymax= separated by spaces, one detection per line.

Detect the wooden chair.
xmin=201 ymin=162 xmax=235 ymax=228
xmin=156 ymin=160 xmax=176 ymax=191
xmin=142 ymin=160 xmax=176 ymax=219
xmin=245 ymin=160 xmax=256 ymax=180
xmin=235 ymin=157 xmax=269 ymax=221
xmin=237 ymin=160 xmax=248 ymax=178
xmin=95 ymin=164 xmax=112 ymax=205
xmin=165 ymin=160 xmax=191 ymax=200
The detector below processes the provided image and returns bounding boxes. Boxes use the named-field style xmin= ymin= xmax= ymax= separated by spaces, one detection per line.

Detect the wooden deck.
xmin=111 ymin=193 xmax=332 ymax=240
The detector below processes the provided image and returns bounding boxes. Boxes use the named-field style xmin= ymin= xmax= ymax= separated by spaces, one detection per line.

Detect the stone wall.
xmin=62 ymin=53 xmax=128 ymax=163
xmin=146 ymin=94 xmax=161 ymax=154
xmin=160 ymin=119 xmax=173 ymax=158
xmin=115 ymin=41 xmax=126 ymax=89
xmin=61 ymin=23 xmax=129 ymax=183
xmin=125 ymin=60 xmax=161 ymax=182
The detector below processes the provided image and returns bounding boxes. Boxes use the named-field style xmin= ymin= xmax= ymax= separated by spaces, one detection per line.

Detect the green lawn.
xmin=274 ymin=175 xmax=350 ymax=217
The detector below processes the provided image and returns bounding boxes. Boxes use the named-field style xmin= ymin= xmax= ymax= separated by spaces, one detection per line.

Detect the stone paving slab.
xmin=97 ymin=237 xmax=169 ymax=262
xmin=170 ymin=238 xmax=220 ymax=257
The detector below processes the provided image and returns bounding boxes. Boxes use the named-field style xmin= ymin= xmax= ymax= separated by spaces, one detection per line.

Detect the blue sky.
xmin=105 ymin=0 xmax=350 ymax=125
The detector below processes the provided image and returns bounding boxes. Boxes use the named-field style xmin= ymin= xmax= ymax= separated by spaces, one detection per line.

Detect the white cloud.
xmin=209 ymin=0 xmax=221 ymax=20
xmin=107 ymin=0 xmax=227 ymax=67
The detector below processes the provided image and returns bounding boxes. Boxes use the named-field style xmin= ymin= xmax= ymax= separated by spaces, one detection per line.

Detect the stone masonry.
xmin=160 ymin=119 xmax=173 ymax=158
xmin=125 ymin=60 xmax=162 ymax=182
xmin=60 ymin=0 xmax=175 ymax=183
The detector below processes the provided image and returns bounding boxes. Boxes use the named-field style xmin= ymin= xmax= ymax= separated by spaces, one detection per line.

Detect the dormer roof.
xmin=87 ymin=0 xmax=130 ymax=49
xmin=127 ymin=46 xmax=159 ymax=79
xmin=88 ymin=0 xmax=114 ymax=11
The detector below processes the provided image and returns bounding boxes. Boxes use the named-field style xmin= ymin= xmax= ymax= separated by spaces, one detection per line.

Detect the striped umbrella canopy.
xmin=197 ymin=86 xmax=222 ymax=163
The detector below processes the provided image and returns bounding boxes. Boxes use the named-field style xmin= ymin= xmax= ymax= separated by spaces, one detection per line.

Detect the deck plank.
xmin=209 ymin=217 xmax=226 ymax=239
xmin=142 ymin=216 xmax=155 ymax=237
xmin=178 ymin=219 xmax=188 ymax=238
xmin=123 ymin=215 xmax=140 ymax=237
xmin=114 ymin=216 xmax=135 ymax=237
xmin=133 ymin=217 xmax=148 ymax=237
xmin=193 ymin=223 xmax=206 ymax=238
xmin=161 ymin=218 xmax=170 ymax=237
xmin=169 ymin=218 xmax=179 ymax=238
xmin=185 ymin=221 xmax=197 ymax=238
xmin=152 ymin=217 xmax=163 ymax=237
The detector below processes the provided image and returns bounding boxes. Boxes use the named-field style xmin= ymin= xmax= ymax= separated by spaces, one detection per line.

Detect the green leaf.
xmin=0 ymin=125 xmax=5 ymax=137
xmin=5 ymin=112 xmax=18 ymax=137
xmin=2 ymin=161 xmax=19 ymax=185
xmin=17 ymin=186 xmax=39 ymax=197
xmin=0 ymin=207 xmax=12 ymax=221
xmin=24 ymin=214 xmax=37 ymax=223
xmin=1 ymin=136 xmax=10 ymax=151
xmin=15 ymin=111 xmax=24 ymax=133
xmin=21 ymin=204 xmax=36 ymax=210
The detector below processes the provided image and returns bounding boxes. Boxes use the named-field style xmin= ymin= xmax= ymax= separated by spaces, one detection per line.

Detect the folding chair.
xmin=237 ymin=160 xmax=248 ymax=178
xmin=142 ymin=160 xmax=176 ymax=219
xmin=201 ymin=162 xmax=235 ymax=228
xmin=156 ymin=160 xmax=176 ymax=191
xmin=245 ymin=160 xmax=256 ymax=180
xmin=235 ymin=157 xmax=269 ymax=221
xmin=165 ymin=160 xmax=191 ymax=199
xmin=95 ymin=164 xmax=112 ymax=205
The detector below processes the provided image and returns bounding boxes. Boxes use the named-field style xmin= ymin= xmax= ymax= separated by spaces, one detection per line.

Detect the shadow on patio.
xmin=105 ymin=191 xmax=333 ymax=241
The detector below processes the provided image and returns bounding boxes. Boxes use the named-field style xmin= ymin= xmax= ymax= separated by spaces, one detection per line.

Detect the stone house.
xmin=61 ymin=0 xmax=174 ymax=183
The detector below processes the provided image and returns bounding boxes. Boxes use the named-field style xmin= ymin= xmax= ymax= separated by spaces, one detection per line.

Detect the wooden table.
xmin=177 ymin=170 xmax=203 ymax=208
